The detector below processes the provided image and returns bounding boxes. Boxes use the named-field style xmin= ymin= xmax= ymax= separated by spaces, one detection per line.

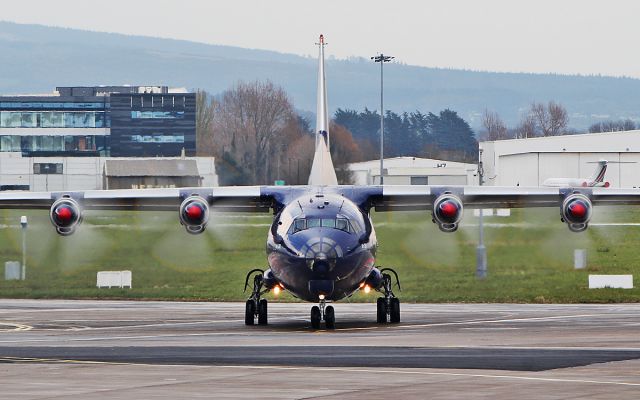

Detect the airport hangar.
xmin=348 ymin=156 xmax=479 ymax=186
xmin=480 ymin=130 xmax=640 ymax=188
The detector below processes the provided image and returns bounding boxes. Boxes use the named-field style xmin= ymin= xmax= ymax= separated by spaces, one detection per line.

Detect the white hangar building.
xmin=480 ymin=130 xmax=640 ymax=188
xmin=347 ymin=157 xmax=478 ymax=186
xmin=0 ymin=153 xmax=218 ymax=192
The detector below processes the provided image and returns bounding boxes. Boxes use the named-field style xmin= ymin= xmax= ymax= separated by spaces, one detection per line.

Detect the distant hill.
xmin=1 ymin=21 xmax=639 ymax=130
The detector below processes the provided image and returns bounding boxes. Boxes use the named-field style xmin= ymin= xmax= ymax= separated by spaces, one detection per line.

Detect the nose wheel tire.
xmin=376 ymin=267 xmax=401 ymax=324
xmin=245 ymin=299 xmax=255 ymax=325
xmin=311 ymin=306 xmax=321 ymax=329
xmin=390 ymin=298 xmax=400 ymax=323
xmin=258 ymin=299 xmax=268 ymax=325
xmin=376 ymin=297 xmax=387 ymax=323
xmin=324 ymin=305 xmax=335 ymax=329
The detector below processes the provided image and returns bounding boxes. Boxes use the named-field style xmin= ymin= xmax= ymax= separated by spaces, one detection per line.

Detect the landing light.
xmin=273 ymin=285 xmax=281 ymax=295
xmin=319 ymin=294 xmax=325 ymax=300
xmin=364 ymin=285 xmax=371 ymax=294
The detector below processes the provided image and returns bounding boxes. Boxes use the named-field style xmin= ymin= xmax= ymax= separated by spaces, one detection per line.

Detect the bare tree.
xmin=529 ymin=101 xmax=568 ymax=136
xmin=530 ymin=102 xmax=550 ymax=136
xmin=515 ymin=114 xmax=537 ymax=138
xmin=482 ymin=109 xmax=509 ymax=140
xmin=195 ymin=90 xmax=217 ymax=156
xmin=547 ymin=101 xmax=568 ymax=136
xmin=213 ymin=81 xmax=295 ymax=184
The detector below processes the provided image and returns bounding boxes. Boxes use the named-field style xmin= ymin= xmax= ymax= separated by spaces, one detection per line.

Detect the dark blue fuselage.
xmin=266 ymin=192 xmax=377 ymax=302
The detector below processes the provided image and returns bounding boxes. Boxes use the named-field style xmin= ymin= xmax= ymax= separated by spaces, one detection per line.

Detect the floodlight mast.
xmin=476 ymin=149 xmax=487 ymax=279
xmin=20 ymin=216 xmax=27 ymax=280
xmin=371 ymin=53 xmax=394 ymax=185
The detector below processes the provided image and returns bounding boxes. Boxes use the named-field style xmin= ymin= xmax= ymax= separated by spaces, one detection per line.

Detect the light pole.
xmin=476 ymin=149 xmax=487 ymax=279
xmin=371 ymin=53 xmax=394 ymax=185
xmin=20 ymin=216 xmax=27 ymax=280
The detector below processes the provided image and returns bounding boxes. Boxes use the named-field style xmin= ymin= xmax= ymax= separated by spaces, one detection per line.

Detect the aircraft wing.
xmin=372 ymin=185 xmax=640 ymax=211
xmin=0 ymin=186 xmax=271 ymax=212
xmin=368 ymin=185 xmax=640 ymax=232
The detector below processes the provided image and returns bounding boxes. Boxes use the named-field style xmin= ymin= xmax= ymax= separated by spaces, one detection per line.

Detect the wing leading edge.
xmin=374 ymin=185 xmax=640 ymax=211
xmin=3 ymin=185 xmax=640 ymax=212
xmin=0 ymin=186 xmax=270 ymax=212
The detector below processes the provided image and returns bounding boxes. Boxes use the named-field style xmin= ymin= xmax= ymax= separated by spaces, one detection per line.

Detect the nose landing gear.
xmin=311 ymin=296 xmax=335 ymax=330
xmin=244 ymin=269 xmax=270 ymax=325
xmin=376 ymin=268 xmax=401 ymax=324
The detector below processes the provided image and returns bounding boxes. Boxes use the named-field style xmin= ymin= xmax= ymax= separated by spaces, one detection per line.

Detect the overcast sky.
xmin=3 ymin=0 xmax=640 ymax=78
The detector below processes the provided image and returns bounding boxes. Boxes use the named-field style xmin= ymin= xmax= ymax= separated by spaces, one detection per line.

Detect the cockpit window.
xmin=321 ymin=219 xmax=336 ymax=228
xmin=293 ymin=218 xmax=306 ymax=232
xmin=290 ymin=217 xmax=353 ymax=233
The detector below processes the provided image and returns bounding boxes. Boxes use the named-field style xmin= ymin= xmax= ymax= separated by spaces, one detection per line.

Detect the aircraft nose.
xmin=300 ymin=237 xmax=343 ymax=259
xmin=312 ymin=258 xmax=330 ymax=275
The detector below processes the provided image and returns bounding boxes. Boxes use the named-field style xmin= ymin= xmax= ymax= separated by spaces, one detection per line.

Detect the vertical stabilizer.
xmin=308 ymin=34 xmax=339 ymax=186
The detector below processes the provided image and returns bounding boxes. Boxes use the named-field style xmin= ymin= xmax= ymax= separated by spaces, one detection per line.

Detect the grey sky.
xmin=3 ymin=0 xmax=640 ymax=78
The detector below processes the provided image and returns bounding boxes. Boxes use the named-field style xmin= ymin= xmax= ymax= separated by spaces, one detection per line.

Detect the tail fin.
xmin=308 ymin=34 xmax=338 ymax=186
xmin=589 ymin=160 xmax=608 ymax=183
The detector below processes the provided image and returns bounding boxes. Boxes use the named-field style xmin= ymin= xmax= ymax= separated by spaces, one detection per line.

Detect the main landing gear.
xmin=376 ymin=268 xmax=401 ymax=324
xmin=311 ymin=295 xmax=335 ymax=330
xmin=244 ymin=269 xmax=269 ymax=325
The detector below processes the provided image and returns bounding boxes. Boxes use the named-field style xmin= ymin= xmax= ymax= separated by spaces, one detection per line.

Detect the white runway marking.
xmin=0 ymin=322 xmax=33 ymax=332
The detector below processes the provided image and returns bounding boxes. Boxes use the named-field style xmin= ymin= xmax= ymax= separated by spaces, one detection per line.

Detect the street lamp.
xmin=371 ymin=53 xmax=394 ymax=185
xmin=20 ymin=216 xmax=27 ymax=280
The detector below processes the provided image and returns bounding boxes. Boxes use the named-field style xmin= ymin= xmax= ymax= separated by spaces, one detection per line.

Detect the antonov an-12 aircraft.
xmin=2 ymin=35 xmax=640 ymax=329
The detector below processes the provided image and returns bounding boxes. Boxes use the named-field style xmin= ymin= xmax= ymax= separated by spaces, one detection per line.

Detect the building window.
xmin=0 ymin=102 xmax=104 ymax=109
xmin=410 ymin=176 xmax=429 ymax=185
xmin=0 ymin=112 xmax=21 ymax=127
xmin=130 ymin=111 xmax=185 ymax=119
xmin=130 ymin=134 xmax=185 ymax=143
xmin=0 ymin=111 xmax=105 ymax=128
xmin=34 ymin=163 xmax=63 ymax=174
xmin=0 ymin=185 xmax=29 ymax=191
xmin=0 ymin=136 xmax=21 ymax=151
xmin=40 ymin=112 xmax=64 ymax=128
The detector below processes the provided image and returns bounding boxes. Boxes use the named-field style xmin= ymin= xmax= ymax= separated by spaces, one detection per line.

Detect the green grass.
xmin=0 ymin=206 xmax=640 ymax=303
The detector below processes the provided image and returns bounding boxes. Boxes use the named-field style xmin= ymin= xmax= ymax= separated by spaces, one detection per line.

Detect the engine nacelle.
xmin=179 ymin=195 xmax=210 ymax=234
xmin=560 ymin=193 xmax=592 ymax=232
xmin=432 ymin=194 xmax=463 ymax=232
xmin=49 ymin=198 xmax=82 ymax=236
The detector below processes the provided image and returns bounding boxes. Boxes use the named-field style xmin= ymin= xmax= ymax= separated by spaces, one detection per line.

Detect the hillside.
xmin=1 ymin=21 xmax=639 ymax=129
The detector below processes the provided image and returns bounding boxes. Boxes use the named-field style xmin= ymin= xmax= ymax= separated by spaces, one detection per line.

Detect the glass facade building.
xmin=0 ymin=86 xmax=196 ymax=157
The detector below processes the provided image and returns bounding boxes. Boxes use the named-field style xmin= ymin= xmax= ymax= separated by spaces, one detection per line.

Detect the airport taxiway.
xmin=0 ymin=300 xmax=639 ymax=399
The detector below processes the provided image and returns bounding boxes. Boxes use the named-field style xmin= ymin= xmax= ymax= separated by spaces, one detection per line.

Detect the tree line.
xmin=197 ymin=80 xmax=480 ymax=185
xmin=334 ymin=108 xmax=478 ymax=164
xmin=482 ymin=101 xmax=638 ymax=140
